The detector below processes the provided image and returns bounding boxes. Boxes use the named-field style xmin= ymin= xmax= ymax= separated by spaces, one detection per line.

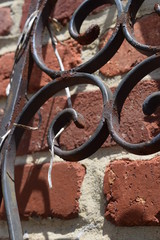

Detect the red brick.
xmin=52 ymin=0 xmax=110 ymax=25
xmin=20 ymin=0 xmax=31 ymax=30
xmin=17 ymin=89 xmax=104 ymax=155
xmin=20 ymin=0 xmax=83 ymax=28
xmin=118 ymin=80 xmax=160 ymax=145
xmin=52 ymin=0 xmax=84 ymax=25
xmin=134 ymin=13 xmax=160 ymax=47
xmin=100 ymin=14 xmax=160 ymax=77
xmin=99 ymin=30 xmax=146 ymax=77
xmin=29 ymin=40 xmax=82 ymax=92
xmin=104 ymin=157 xmax=160 ymax=226
xmin=91 ymin=4 xmax=112 ymax=15
xmin=0 ymin=8 xmax=13 ymax=36
xmin=0 ymin=78 xmax=158 ymax=154
xmin=0 ymin=40 xmax=81 ymax=98
xmin=20 ymin=0 xmax=109 ymax=28
xmin=0 ymin=162 xmax=86 ymax=219
xmin=0 ymin=53 xmax=14 ymax=97
xmin=17 ymin=79 xmax=160 ymax=155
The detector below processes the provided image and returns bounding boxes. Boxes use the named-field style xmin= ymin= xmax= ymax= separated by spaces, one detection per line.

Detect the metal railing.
xmin=0 ymin=0 xmax=160 ymax=238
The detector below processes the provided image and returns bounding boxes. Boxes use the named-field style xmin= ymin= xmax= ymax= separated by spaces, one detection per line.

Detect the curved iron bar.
xmin=0 ymin=0 xmax=160 ymax=238
xmin=1 ymin=73 xmax=110 ymax=239
xmin=105 ymin=53 xmax=160 ymax=155
xmin=32 ymin=0 xmax=124 ymax=75
xmin=143 ymin=91 xmax=160 ymax=115
xmin=123 ymin=0 xmax=160 ymax=55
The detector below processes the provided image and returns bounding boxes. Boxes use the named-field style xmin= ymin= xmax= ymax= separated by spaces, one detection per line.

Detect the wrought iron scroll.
xmin=0 ymin=0 xmax=160 ymax=238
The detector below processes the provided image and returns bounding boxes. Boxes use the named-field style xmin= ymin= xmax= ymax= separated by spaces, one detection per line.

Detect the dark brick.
xmin=20 ymin=0 xmax=31 ymax=30
xmin=0 ymin=8 xmax=13 ymax=36
xmin=17 ymin=89 xmax=104 ymax=155
xmin=17 ymin=79 xmax=160 ymax=155
xmin=100 ymin=14 xmax=160 ymax=77
xmin=0 ymin=78 xmax=158 ymax=155
xmin=29 ymin=41 xmax=82 ymax=92
xmin=0 ymin=162 xmax=86 ymax=219
xmin=0 ymin=53 xmax=14 ymax=97
xmin=20 ymin=0 xmax=83 ymax=28
xmin=0 ymin=40 xmax=82 ymax=97
xmin=20 ymin=0 xmax=109 ymax=28
xmin=52 ymin=0 xmax=84 ymax=25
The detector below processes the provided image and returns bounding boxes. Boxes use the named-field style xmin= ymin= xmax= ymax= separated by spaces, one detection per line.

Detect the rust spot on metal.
xmin=77 ymin=24 xmax=100 ymax=45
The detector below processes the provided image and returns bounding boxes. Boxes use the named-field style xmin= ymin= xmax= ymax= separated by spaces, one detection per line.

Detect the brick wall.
xmin=1 ymin=0 xmax=160 ymax=239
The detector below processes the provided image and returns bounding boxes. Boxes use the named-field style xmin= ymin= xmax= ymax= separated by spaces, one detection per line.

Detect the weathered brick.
xmin=52 ymin=0 xmax=84 ymax=25
xmin=118 ymin=80 xmax=160 ymax=145
xmin=99 ymin=30 xmax=146 ymax=77
xmin=134 ymin=13 xmax=160 ymax=47
xmin=0 ymin=53 xmax=14 ymax=97
xmin=29 ymin=40 xmax=82 ymax=92
xmin=0 ymin=162 xmax=86 ymax=219
xmin=0 ymin=78 xmax=159 ymax=155
xmin=104 ymin=157 xmax=160 ymax=226
xmin=100 ymin=13 xmax=160 ymax=77
xmin=20 ymin=0 xmax=31 ymax=30
xmin=17 ymin=89 xmax=104 ymax=155
xmin=0 ymin=40 xmax=81 ymax=98
xmin=20 ymin=0 xmax=83 ymax=28
xmin=20 ymin=0 xmax=108 ymax=28
xmin=0 ymin=8 xmax=13 ymax=36
xmin=17 ymin=79 xmax=160 ymax=155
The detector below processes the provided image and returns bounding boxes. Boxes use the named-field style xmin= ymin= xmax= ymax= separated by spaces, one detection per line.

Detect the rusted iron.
xmin=74 ymin=24 xmax=100 ymax=45
xmin=0 ymin=0 xmax=160 ymax=238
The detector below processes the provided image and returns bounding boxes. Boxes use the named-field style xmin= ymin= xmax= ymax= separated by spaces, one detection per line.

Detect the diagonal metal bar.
xmin=0 ymin=0 xmax=43 ymax=238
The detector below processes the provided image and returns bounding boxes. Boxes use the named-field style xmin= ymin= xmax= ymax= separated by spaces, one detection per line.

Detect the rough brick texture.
xmin=2 ymin=15 xmax=160 ymax=96
xmin=0 ymin=162 xmax=86 ymax=219
xmin=0 ymin=41 xmax=81 ymax=97
xmin=20 ymin=0 xmax=84 ymax=28
xmin=10 ymin=13 xmax=160 ymax=99
xmin=52 ymin=0 xmax=84 ymax=25
xmin=29 ymin=40 xmax=82 ymax=92
xmin=0 ymin=53 xmax=14 ymax=97
xmin=20 ymin=0 xmax=108 ymax=28
xmin=20 ymin=0 xmax=31 ymax=30
xmin=15 ymin=79 xmax=160 ymax=155
xmin=17 ymin=89 xmax=104 ymax=155
xmin=100 ymin=14 xmax=160 ymax=77
xmin=0 ymin=8 xmax=13 ymax=36
xmin=104 ymin=157 xmax=160 ymax=226
xmin=0 ymin=78 xmax=159 ymax=155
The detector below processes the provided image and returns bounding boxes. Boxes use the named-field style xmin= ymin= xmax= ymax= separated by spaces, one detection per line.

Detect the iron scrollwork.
xmin=0 ymin=0 xmax=160 ymax=238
